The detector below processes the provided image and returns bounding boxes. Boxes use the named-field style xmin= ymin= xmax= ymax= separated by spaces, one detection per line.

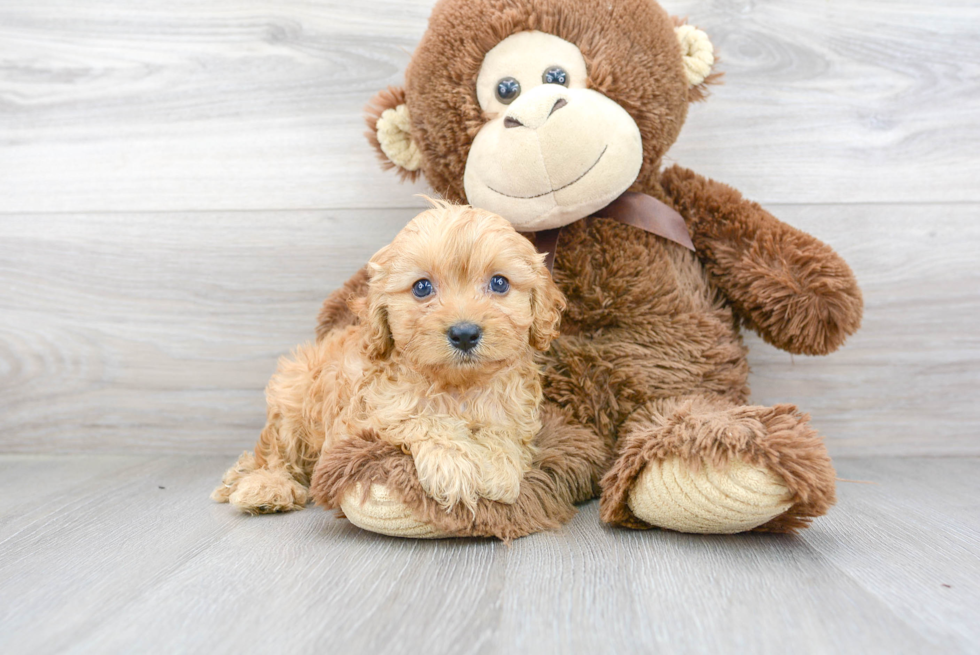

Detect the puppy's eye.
xmin=489 ymin=275 xmax=510 ymax=294
xmin=495 ymin=77 xmax=521 ymax=104
xmin=542 ymin=66 xmax=568 ymax=86
xmin=412 ymin=279 xmax=433 ymax=299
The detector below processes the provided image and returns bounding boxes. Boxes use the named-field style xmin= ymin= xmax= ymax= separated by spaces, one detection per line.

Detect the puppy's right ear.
xmin=352 ymin=264 xmax=394 ymax=361
xmin=366 ymin=87 xmax=423 ymax=182
xmin=529 ymin=265 xmax=567 ymax=352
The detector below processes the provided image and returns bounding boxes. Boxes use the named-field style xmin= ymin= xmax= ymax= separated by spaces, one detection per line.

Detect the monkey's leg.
xmin=311 ymin=406 xmax=608 ymax=540
xmin=600 ymin=394 xmax=836 ymax=534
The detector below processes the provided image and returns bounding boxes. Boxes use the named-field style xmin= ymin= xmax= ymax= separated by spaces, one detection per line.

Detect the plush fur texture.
xmin=315 ymin=0 xmax=863 ymax=536
xmin=316 ymin=265 xmax=370 ymax=342
xmin=660 ymin=165 xmax=863 ymax=356
xmin=213 ymin=204 xmax=565 ymax=514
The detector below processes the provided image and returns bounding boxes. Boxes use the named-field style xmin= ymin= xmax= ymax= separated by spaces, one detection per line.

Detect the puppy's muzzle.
xmin=447 ymin=322 xmax=482 ymax=353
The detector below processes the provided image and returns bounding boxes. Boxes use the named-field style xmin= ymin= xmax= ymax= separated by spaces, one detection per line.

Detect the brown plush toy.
xmin=309 ymin=0 xmax=863 ymax=539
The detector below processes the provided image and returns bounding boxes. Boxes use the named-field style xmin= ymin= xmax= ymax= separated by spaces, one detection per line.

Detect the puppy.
xmin=212 ymin=202 xmax=565 ymax=514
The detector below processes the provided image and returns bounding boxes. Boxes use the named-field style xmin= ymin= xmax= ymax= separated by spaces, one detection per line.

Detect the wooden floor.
xmin=0 ymin=455 xmax=977 ymax=654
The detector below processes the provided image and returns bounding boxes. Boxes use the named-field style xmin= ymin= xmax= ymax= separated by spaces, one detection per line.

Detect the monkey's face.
xmin=463 ymin=32 xmax=643 ymax=232
xmin=366 ymin=0 xmax=717 ymax=232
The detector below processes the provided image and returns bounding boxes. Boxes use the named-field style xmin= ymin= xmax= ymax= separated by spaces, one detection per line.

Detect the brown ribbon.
xmin=535 ymin=227 xmax=563 ymax=273
xmin=535 ymin=192 xmax=695 ymax=272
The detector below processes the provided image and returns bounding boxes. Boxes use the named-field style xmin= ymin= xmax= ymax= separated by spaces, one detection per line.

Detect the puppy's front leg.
xmin=468 ymin=427 xmax=533 ymax=506
xmin=411 ymin=438 xmax=484 ymax=513
xmin=389 ymin=416 xmax=484 ymax=512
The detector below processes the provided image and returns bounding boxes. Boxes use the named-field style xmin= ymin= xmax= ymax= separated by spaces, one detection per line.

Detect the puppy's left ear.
xmin=529 ymin=269 xmax=566 ymax=351
xmin=353 ymin=265 xmax=394 ymax=360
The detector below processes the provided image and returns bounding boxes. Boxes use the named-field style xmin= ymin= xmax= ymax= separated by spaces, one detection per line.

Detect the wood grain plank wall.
xmin=1 ymin=0 xmax=978 ymax=455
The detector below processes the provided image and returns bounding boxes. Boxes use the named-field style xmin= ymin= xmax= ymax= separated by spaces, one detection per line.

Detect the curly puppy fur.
xmin=213 ymin=203 xmax=565 ymax=514
xmin=315 ymin=0 xmax=862 ymax=534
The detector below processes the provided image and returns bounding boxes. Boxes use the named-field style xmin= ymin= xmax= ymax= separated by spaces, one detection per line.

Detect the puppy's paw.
xmin=411 ymin=442 xmax=482 ymax=513
xmin=228 ymin=468 xmax=309 ymax=514
xmin=210 ymin=451 xmax=257 ymax=503
xmin=476 ymin=455 xmax=524 ymax=505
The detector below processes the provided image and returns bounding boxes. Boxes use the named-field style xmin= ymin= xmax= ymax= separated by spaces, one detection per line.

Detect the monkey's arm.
xmin=660 ymin=165 xmax=863 ymax=356
xmin=315 ymin=266 xmax=370 ymax=342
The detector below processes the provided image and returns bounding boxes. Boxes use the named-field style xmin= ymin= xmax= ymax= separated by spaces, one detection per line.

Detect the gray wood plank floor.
xmin=0 ymin=455 xmax=977 ymax=654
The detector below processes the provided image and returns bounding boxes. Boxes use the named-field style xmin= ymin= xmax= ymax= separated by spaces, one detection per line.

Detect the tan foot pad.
xmin=340 ymin=483 xmax=453 ymax=539
xmin=627 ymin=456 xmax=793 ymax=534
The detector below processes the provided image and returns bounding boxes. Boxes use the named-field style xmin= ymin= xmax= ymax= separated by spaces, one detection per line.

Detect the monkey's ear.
xmin=366 ymin=86 xmax=423 ymax=181
xmin=674 ymin=23 xmax=721 ymax=102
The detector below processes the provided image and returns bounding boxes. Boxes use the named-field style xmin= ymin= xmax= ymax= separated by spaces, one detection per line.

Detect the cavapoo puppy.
xmin=212 ymin=202 xmax=565 ymax=514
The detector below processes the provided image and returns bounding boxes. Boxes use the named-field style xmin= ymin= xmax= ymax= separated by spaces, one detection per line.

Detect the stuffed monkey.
xmin=309 ymin=0 xmax=863 ymax=538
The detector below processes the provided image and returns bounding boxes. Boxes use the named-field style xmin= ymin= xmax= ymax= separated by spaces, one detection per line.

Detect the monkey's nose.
xmin=447 ymin=322 xmax=482 ymax=353
xmin=505 ymin=99 xmax=566 ymax=129
xmin=503 ymin=87 xmax=570 ymax=130
xmin=504 ymin=98 xmax=568 ymax=129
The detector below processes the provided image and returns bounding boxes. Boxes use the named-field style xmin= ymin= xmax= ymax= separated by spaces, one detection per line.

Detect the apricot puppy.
xmin=212 ymin=202 xmax=565 ymax=514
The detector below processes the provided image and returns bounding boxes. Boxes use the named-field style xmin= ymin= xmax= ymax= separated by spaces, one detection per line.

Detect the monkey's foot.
xmin=601 ymin=398 xmax=836 ymax=534
xmin=340 ymin=483 xmax=452 ymax=538
xmin=627 ymin=456 xmax=793 ymax=534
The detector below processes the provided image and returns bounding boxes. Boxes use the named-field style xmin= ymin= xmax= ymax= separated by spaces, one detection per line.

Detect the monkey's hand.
xmin=661 ymin=165 xmax=863 ymax=356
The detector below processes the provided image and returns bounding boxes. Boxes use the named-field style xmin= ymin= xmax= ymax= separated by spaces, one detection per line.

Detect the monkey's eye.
xmin=542 ymin=66 xmax=568 ymax=86
xmin=412 ymin=279 xmax=434 ymax=299
xmin=489 ymin=275 xmax=510 ymax=294
xmin=495 ymin=77 xmax=521 ymax=104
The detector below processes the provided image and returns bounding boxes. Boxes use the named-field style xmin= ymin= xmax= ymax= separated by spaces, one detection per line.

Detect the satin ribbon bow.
xmin=534 ymin=192 xmax=695 ymax=272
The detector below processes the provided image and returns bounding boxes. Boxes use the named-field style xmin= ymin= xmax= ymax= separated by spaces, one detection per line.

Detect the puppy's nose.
xmin=447 ymin=322 xmax=482 ymax=353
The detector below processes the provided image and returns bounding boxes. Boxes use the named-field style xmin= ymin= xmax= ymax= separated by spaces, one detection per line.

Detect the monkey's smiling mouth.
xmin=486 ymin=145 xmax=608 ymax=200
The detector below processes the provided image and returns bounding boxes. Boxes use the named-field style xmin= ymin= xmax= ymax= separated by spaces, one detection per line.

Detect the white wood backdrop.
xmin=1 ymin=0 xmax=978 ymax=455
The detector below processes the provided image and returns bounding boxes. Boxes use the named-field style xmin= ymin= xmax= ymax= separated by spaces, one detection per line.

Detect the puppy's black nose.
xmin=447 ymin=322 xmax=482 ymax=353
